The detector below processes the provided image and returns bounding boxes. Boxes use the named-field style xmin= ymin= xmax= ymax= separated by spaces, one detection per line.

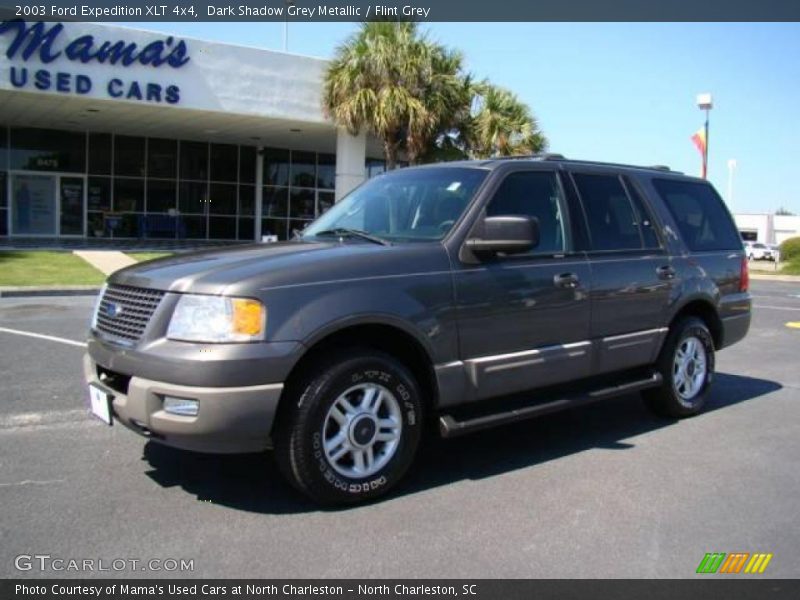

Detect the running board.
xmin=439 ymin=372 xmax=663 ymax=438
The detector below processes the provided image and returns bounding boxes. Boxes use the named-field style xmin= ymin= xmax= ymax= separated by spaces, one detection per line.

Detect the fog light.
xmin=163 ymin=396 xmax=199 ymax=416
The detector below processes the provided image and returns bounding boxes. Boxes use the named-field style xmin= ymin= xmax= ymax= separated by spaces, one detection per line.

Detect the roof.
xmin=411 ymin=154 xmax=690 ymax=177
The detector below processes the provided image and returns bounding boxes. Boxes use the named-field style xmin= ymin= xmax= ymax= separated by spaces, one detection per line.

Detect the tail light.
xmin=740 ymin=256 xmax=749 ymax=292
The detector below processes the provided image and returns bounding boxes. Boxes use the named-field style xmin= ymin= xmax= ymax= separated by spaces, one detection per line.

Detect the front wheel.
xmin=274 ymin=350 xmax=423 ymax=506
xmin=644 ymin=317 xmax=715 ymax=418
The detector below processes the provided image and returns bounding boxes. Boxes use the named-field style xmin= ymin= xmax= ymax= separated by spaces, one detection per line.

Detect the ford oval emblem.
xmin=104 ymin=302 xmax=123 ymax=318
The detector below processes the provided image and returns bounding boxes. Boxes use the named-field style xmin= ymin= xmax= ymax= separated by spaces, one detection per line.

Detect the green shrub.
xmin=779 ymin=236 xmax=800 ymax=262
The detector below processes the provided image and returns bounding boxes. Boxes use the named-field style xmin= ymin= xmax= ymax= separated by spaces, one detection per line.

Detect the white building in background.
xmin=734 ymin=213 xmax=800 ymax=244
xmin=0 ymin=19 xmax=384 ymax=242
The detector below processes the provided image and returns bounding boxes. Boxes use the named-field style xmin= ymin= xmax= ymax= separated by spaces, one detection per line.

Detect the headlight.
xmin=90 ymin=283 xmax=108 ymax=330
xmin=167 ymin=295 xmax=266 ymax=343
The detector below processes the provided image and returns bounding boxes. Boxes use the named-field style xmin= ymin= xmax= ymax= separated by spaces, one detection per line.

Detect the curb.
xmin=0 ymin=286 xmax=101 ymax=298
xmin=750 ymin=273 xmax=800 ymax=283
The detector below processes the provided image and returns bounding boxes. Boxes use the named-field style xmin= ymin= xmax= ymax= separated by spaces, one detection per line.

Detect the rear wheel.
xmin=274 ymin=350 xmax=423 ymax=506
xmin=644 ymin=317 xmax=715 ymax=418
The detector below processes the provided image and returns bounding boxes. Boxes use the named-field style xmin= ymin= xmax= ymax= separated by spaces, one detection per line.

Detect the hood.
xmin=109 ymin=240 xmax=451 ymax=296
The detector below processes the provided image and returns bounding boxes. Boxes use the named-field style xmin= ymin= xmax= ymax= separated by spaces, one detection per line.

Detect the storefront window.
xmin=209 ymin=183 xmax=237 ymax=215
xmin=239 ymin=185 xmax=255 ymax=216
xmin=318 ymin=153 xmax=336 ymax=190
xmin=114 ymin=178 xmax=144 ymax=212
xmin=263 ymin=148 xmax=290 ymax=187
xmin=0 ymin=126 xmax=7 ymax=170
xmin=147 ymin=180 xmax=177 ymax=213
xmin=180 ymin=141 xmax=208 ymax=180
xmin=289 ymin=188 xmax=315 ymax=220
xmin=116 ymin=213 xmax=142 ymax=238
xmin=89 ymin=134 xmax=112 ymax=175
xmin=10 ymin=128 xmax=86 ymax=172
xmin=209 ymin=216 xmax=237 ymax=240
xmin=290 ymin=151 xmax=316 ymax=188
xmin=88 ymin=177 xmax=111 ymax=211
xmin=318 ymin=191 xmax=335 ymax=215
xmin=238 ymin=217 xmax=254 ymax=240
xmin=114 ymin=136 xmax=145 ymax=177
xmin=179 ymin=181 xmax=208 ymax=214
xmin=87 ymin=212 xmax=108 ymax=238
xmin=148 ymin=138 xmax=177 ymax=179
xmin=211 ymin=144 xmax=238 ymax=182
xmin=0 ymin=171 xmax=6 ymax=236
xmin=0 ymin=171 xmax=6 ymax=209
xmin=263 ymin=186 xmax=288 ymax=218
xmin=239 ymin=146 xmax=256 ymax=183
xmin=262 ymin=218 xmax=287 ymax=241
xmin=180 ymin=215 xmax=207 ymax=239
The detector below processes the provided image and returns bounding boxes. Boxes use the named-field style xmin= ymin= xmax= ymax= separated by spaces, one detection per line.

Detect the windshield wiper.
xmin=311 ymin=228 xmax=391 ymax=246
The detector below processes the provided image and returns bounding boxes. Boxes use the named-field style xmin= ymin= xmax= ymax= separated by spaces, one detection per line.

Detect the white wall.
xmin=734 ymin=213 xmax=800 ymax=244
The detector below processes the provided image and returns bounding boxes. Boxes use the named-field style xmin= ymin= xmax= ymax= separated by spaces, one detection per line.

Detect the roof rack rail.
xmin=648 ymin=165 xmax=671 ymax=171
xmin=504 ymin=153 xmax=566 ymax=161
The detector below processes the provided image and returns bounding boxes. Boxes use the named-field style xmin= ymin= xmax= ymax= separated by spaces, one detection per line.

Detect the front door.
xmin=59 ymin=177 xmax=86 ymax=236
xmin=10 ymin=173 xmax=85 ymax=236
xmin=11 ymin=173 xmax=57 ymax=235
xmin=453 ymin=168 xmax=592 ymax=401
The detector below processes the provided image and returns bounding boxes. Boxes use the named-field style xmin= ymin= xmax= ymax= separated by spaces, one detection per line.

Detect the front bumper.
xmin=84 ymin=354 xmax=283 ymax=454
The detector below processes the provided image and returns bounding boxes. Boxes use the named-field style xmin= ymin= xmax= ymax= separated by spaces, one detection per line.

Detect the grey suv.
xmin=85 ymin=156 xmax=751 ymax=505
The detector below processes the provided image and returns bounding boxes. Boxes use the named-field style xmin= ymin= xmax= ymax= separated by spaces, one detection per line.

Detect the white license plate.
xmin=89 ymin=385 xmax=113 ymax=425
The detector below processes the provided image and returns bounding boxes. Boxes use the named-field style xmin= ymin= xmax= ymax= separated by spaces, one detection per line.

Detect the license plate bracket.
xmin=89 ymin=384 xmax=113 ymax=425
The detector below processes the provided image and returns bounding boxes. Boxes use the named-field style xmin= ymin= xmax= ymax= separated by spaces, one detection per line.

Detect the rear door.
xmin=452 ymin=167 xmax=592 ymax=401
xmin=567 ymin=170 xmax=674 ymax=374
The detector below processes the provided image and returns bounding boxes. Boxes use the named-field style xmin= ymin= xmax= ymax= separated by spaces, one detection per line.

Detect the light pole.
xmin=696 ymin=93 xmax=713 ymax=179
xmin=283 ymin=1 xmax=295 ymax=51
xmin=727 ymin=159 xmax=737 ymax=206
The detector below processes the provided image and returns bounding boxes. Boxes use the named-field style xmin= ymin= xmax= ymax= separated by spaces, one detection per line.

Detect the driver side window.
xmin=486 ymin=171 xmax=566 ymax=254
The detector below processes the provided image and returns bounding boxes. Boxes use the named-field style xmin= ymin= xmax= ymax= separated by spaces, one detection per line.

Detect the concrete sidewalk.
xmin=72 ymin=250 xmax=137 ymax=276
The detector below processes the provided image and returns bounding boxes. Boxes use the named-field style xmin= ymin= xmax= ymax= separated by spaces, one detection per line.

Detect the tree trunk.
xmin=383 ymin=139 xmax=398 ymax=171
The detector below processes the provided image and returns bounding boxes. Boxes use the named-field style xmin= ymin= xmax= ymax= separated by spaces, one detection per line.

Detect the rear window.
xmin=652 ymin=179 xmax=741 ymax=252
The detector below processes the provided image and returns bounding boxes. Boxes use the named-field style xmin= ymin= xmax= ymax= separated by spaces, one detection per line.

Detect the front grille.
xmin=95 ymin=284 xmax=165 ymax=344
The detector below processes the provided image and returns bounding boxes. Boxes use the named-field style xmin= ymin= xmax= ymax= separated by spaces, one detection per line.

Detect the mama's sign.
xmin=0 ymin=19 xmax=190 ymax=103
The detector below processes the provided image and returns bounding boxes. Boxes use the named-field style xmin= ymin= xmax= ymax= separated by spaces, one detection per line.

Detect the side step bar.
xmin=439 ymin=372 xmax=663 ymax=438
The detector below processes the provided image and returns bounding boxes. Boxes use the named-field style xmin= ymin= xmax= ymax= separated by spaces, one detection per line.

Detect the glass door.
xmin=59 ymin=176 xmax=85 ymax=236
xmin=11 ymin=173 xmax=57 ymax=235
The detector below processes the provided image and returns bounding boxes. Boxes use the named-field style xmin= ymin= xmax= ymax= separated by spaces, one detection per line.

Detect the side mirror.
xmin=465 ymin=215 xmax=540 ymax=256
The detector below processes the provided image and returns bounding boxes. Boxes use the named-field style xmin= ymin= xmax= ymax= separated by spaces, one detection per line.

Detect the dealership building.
xmin=0 ymin=18 xmax=384 ymax=242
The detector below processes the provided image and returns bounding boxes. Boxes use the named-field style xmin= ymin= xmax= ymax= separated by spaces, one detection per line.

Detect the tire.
xmin=274 ymin=349 xmax=423 ymax=506
xmin=644 ymin=317 xmax=715 ymax=418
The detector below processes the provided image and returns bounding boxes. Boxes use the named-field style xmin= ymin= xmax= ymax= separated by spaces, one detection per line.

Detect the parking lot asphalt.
xmin=0 ymin=280 xmax=798 ymax=579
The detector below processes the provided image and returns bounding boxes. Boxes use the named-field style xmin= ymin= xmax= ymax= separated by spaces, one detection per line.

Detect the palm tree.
xmin=324 ymin=24 xmax=547 ymax=168
xmin=323 ymin=22 xmax=429 ymax=170
xmin=466 ymin=83 xmax=548 ymax=158
xmin=403 ymin=46 xmax=473 ymax=165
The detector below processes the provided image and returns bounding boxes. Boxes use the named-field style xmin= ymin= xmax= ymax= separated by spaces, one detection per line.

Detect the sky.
xmin=123 ymin=21 xmax=800 ymax=215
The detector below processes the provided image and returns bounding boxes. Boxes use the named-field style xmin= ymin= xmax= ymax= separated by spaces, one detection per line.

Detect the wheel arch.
xmin=273 ymin=318 xmax=439 ymax=435
xmin=669 ymin=297 xmax=723 ymax=349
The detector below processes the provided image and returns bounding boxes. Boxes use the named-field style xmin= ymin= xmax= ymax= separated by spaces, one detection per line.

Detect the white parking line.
xmin=0 ymin=327 xmax=87 ymax=348
xmin=754 ymin=305 xmax=800 ymax=312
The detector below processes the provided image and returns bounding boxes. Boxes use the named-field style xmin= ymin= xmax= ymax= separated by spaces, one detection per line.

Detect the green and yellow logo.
xmin=696 ymin=552 xmax=773 ymax=574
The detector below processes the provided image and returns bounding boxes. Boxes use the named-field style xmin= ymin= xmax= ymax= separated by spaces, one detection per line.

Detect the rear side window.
xmin=572 ymin=173 xmax=642 ymax=251
xmin=486 ymin=171 xmax=566 ymax=254
xmin=652 ymin=179 xmax=741 ymax=251
xmin=623 ymin=178 xmax=661 ymax=249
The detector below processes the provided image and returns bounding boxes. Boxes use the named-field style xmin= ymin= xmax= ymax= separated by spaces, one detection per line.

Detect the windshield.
xmin=302 ymin=167 xmax=488 ymax=242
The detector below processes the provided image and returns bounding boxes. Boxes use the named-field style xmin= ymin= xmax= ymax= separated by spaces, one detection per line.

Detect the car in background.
xmin=744 ymin=241 xmax=775 ymax=261
xmin=768 ymin=244 xmax=781 ymax=262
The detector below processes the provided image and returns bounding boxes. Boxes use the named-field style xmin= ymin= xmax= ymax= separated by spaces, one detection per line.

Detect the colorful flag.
xmin=692 ymin=127 xmax=707 ymax=178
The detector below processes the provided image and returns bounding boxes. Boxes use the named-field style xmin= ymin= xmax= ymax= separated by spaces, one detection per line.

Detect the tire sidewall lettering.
xmin=312 ymin=363 xmax=419 ymax=497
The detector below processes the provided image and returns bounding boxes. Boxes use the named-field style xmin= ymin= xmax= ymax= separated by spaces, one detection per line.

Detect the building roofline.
xmin=91 ymin=21 xmax=330 ymax=63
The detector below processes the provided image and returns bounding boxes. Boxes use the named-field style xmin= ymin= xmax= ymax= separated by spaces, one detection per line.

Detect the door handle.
xmin=657 ymin=265 xmax=676 ymax=280
xmin=553 ymin=272 xmax=580 ymax=289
